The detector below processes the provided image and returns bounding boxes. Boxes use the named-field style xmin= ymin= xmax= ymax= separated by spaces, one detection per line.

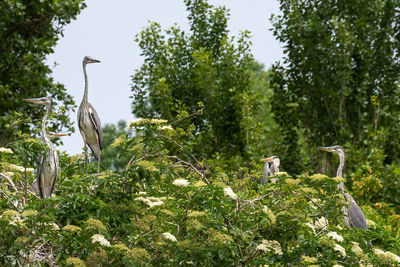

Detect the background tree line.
xmin=2 ymin=0 xmax=400 ymax=265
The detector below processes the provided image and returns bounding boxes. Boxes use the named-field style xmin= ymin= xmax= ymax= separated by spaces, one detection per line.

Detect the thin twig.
xmin=169 ymin=107 xmax=204 ymax=125
xmin=0 ymin=173 xmax=18 ymax=192
xmin=164 ymin=154 xmax=209 ymax=184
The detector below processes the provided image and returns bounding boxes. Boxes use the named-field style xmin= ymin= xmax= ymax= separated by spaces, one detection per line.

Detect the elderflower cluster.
xmin=135 ymin=196 xmax=164 ymax=208
xmin=0 ymin=147 xmax=13 ymax=153
xmin=223 ymin=186 xmax=237 ymax=200
xmin=333 ymin=244 xmax=346 ymax=257
xmin=325 ymin=231 xmax=344 ymax=242
xmin=172 ymin=179 xmax=189 ymax=187
xmin=2 ymin=210 xmax=24 ymax=226
xmin=62 ymin=225 xmax=81 ymax=232
xmin=128 ymin=118 xmax=168 ymax=128
xmin=306 ymin=217 xmax=328 ymax=234
xmin=159 ymin=125 xmax=173 ymax=131
xmin=351 ymin=242 xmax=367 ymax=261
xmin=162 ymin=232 xmax=178 ymax=242
xmin=21 ymin=210 xmax=38 ymax=217
xmin=374 ymin=248 xmax=400 ymax=263
xmin=274 ymin=171 xmax=288 ymax=176
xmin=66 ymin=257 xmax=86 ymax=267
xmin=256 ymin=239 xmax=283 ymax=255
xmin=262 ymin=206 xmax=276 ymax=224
xmin=91 ymin=234 xmax=111 ymax=247
xmin=301 ymin=255 xmax=317 ymax=263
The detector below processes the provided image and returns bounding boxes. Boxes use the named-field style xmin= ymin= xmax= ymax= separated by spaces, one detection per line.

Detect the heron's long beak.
xmin=89 ymin=58 xmax=101 ymax=63
xmin=23 ymin=98 xmax=41 ymax=103
xmin=319 ymin=146 xmax=334 ymax=152
xmin=50 ymin=133 xmax=69 ymax=137
xmin=261 ymin=157 xmax=274 ymax=162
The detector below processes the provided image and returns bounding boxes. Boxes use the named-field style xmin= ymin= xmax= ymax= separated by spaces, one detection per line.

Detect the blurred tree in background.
xmin=0 ymin=0 xmax=86 ymax=146
xmin=271 ymin=0 xmax=400 ymax=176
xmin=101 ymin=120 xmax=131 ymax=171
xmin=131 ymin=0 xmax=255 ymax=160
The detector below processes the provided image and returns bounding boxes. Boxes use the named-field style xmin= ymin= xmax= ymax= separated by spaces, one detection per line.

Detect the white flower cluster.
xmin=374 ymin=248 xmax=400 ymax=263
xmin=0 ymin=147 xmax=13 ymax=154
xmin=326 ymin=231 xmax=344 ymax=242
xmin=128 ymin=118 xmax=168 ymax=128
xmin=333 ymin=244 xmax=346 ymax=257
xmin=135 ymin=196 xmax=164 ymax=208
xmin=223 ymin=186 xmax=237 ymax=200
xmin=159 ymin=125 xmax=173 ymax=131
xmin=256 ymin=239 xmax=283 ymax=255
xmin=91 ymin=234 xmax=111 ymax=247
xmin=172 ymin=179 xmax=189 ymax=187
xmin=162 ymin=232 xmax=177 ymax=242
xmin=5 ymin=164 xmax=34 ymax=173
xmin=305 ymin=217 xmax=328 ymax=234
xmin=137 ymin=191 xmax=147 ymax=195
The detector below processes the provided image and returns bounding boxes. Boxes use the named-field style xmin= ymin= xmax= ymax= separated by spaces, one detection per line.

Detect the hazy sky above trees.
xmin=46 ymin=0 xmax=283 ymax=155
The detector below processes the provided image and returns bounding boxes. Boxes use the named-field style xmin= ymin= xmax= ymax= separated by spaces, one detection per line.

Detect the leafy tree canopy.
xmin=271 ymin=0 xmax=400 ymax=175
xmin=131 ymin=0 xmax=254 ymax=159
xmin=0 ymin=0 xmax=86 ymax=145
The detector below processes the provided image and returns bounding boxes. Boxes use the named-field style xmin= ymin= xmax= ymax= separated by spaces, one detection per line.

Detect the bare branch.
xmin=0 ymin=173 xmax=18 ymax=192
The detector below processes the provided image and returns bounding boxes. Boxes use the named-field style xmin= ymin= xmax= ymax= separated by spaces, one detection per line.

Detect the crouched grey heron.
xmin=24 ymin=97 xmax=60 ymax=199
xmin=260 ymin=156 xmax=280 ymax=185
xmin=319 ymin=146 xmax=368 ymax=230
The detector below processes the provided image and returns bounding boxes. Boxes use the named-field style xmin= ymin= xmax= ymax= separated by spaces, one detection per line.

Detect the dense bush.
xmin=0 ymin=120 xmax=399 ymax=266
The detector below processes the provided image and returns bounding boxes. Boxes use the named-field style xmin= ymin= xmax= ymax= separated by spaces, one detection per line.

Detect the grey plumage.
xmin=78 ymin=56 xmax=102 ymax=174
xmin=261 ymin=156 xmax=280 ymax=185
xmin=319 ymin=146 xmax=368 ymax=230
xmin=24 ymin=97 xmax=59 ymax=199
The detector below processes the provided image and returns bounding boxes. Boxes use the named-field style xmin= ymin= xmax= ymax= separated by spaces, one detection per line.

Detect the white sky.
xmin=47 ymin=0 xmax=283 ymax=155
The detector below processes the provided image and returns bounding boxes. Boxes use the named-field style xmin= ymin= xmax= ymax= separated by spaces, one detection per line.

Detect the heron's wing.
xmin=49 ymin=150 xmax=59 ymax=196
xmin=262 ymin=162 xmax=270 ymax=179
xmin=88 ymin=103 xmax=103 ymax=151
xmin=345 ymin=192 xmax=368 ymax=230
xmin=37 ymin=155 xmax=45 ymax=198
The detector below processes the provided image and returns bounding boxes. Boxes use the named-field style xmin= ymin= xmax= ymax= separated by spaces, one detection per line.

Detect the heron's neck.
xmin=41 ymin=104 xmax=52 ymax=147
xmin=337 ymin=152 xmax=344 ymax=177
xmin=82 ymin=62 xmax=89 ymax=104
xmin=336 ymin=152 xmax=345 ymax=190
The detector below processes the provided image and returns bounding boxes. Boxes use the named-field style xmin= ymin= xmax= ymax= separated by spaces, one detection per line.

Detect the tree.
xmin=131 ymin=0 xmax=253 ymax=159
xmin=0 ymin=0 xmax=86 ymax=146
xmin=101 ymin=120 xmax=131 ymax=171
xmin=271 ymin=0 xmax=400 ymax=175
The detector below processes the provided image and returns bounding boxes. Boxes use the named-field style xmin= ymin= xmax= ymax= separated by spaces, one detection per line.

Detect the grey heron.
xmin=31 ymin=132 xmax=68 ymax=192
xmin=319 ymin=146 xmax=368 ymax=230
xmin=78 ymin=56 xmax=102 ymax=174
xmin=24 ymin=97 xmax=59 ymax=199
xmin=260 ymin=156 xmax=280 ymax=185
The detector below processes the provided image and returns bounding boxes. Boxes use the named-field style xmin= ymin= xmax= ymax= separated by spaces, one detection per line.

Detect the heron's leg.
xmin=97 ymin=154 xmax=101 ymax=174
xmin=84 ymin=143 xmax=88 ymax=174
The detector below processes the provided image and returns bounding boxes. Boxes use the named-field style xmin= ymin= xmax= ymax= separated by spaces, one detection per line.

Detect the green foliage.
xmin=0 ymin=0 xmax=86 ymax=146
xmin=271 ymin=0 xmax=400 ymax=175
xmin=101 ymin=120 xmax=131 ymax=171
xmin=131 ymin=0 xmax=254 ymax=159
xmin=1 ymin=121 xmax=400 ymax=265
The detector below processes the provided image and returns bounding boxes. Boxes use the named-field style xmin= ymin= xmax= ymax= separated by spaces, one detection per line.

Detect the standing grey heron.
xmin=24 ymin=97 xmax=59 ymax=199
xmin=260 ymin=156 xmax=280 ymax=185
xmin=78 ymin=56 xmax=102 ymax=174
xmin=319 ymin=146 xmax=368 ymax=230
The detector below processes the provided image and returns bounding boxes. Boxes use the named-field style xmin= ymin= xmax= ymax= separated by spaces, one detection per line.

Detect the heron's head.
xmin=261 ymin=155 xmax=280 ymax=167
xmin=319 ymin=145 xmax=344 ymax=155
xmin=23 ymin=97 xmax=53 ymax=107
xmin=83 ymin=56 xmax=101 ymax=65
